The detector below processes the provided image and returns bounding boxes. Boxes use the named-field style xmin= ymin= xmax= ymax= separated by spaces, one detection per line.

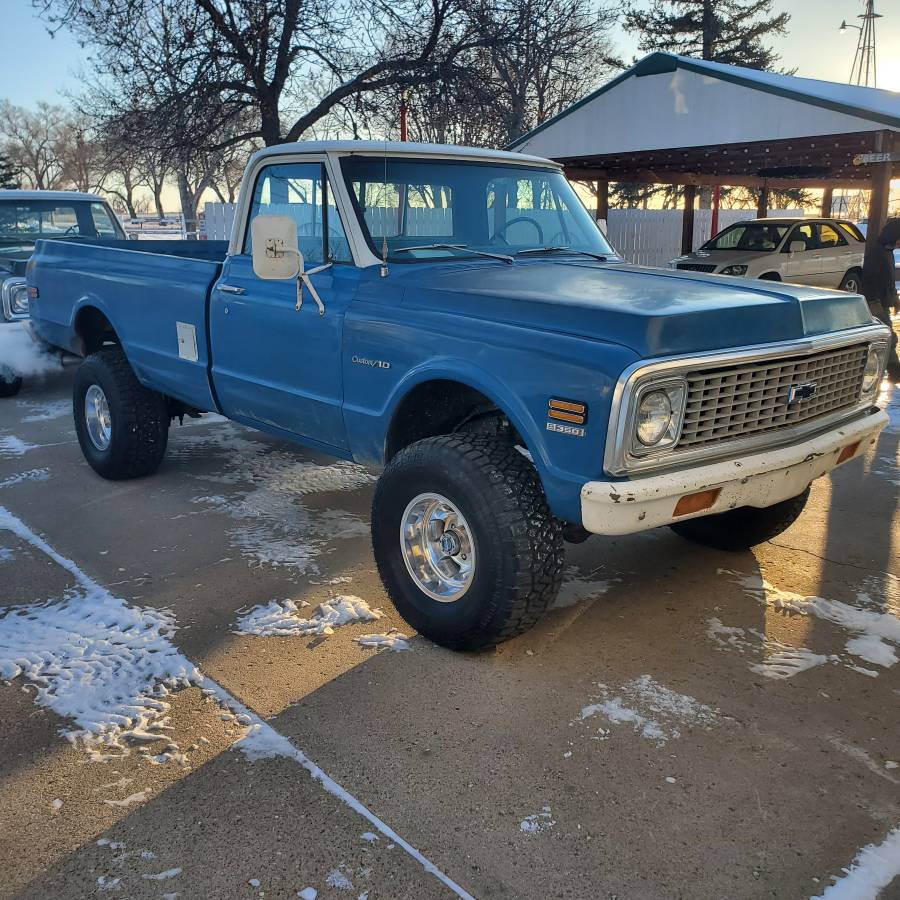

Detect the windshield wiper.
xmin=516 ymin=246 xmax=609 ymax=262
xmin=395 ymin=243 xmax=513 ymax=264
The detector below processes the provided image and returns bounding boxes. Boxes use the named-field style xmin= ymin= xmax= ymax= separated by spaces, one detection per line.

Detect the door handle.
xmin=218 ymin=284 xmax=246 ymax=295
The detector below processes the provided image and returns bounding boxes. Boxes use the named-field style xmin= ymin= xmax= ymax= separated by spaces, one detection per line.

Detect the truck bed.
xmin=28 ymin=239 xmax=230 ymax=413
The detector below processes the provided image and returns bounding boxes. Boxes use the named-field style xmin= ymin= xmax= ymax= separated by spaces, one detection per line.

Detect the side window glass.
xmin=817 ymin=224 xmax=844 ymax=248
xmin=90 ymin=203 xmax=119 ymax=237
xmin=244 ymin=162 xmax=351 ymax=264
xmin=786 ymin=224 xmax=814 ymax=252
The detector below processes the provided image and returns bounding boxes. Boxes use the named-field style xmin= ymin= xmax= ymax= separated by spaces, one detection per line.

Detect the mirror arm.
xmin=295 ymin=262 xmax=332 ymax=315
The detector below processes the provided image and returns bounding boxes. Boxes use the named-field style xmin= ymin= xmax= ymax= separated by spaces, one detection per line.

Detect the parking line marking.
xmin=0 ymin=505 xmax=476 ymax=900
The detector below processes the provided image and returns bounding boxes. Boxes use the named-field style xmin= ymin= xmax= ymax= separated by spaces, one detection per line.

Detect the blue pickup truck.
xmin=27 ymin=141 xmax=891 ymax=649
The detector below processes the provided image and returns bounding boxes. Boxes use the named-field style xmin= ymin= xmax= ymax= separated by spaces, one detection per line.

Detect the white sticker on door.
xmin=176 ymin=322 xmax=198 ymax=362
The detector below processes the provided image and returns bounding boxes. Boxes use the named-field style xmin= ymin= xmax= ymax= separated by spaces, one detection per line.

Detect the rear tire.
xmin=73 ymin=347 xmax=168 ymax=480
xmin=372 ymin=434 xmax=564 ymax=650
xmin=669 ymin=487 xmax=810 ymax=552
xmin=0 ymin=366 xmax=22 ymax=398
xmin=839 ymin=268 xmax=863 ymax=293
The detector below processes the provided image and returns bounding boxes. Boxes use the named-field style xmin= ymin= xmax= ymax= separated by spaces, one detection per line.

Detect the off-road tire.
xmin=73 ymin=347 xmax=168 ymax=480
xmin=669 ymin=487 xmax=810 ymax=552
xmin=372 ymin=434 xmax=564 ymax=650
xmin=0 ymin=367 xmax=22 ymax=397
xmin=839 ymin=268 xmax=863 ymax=293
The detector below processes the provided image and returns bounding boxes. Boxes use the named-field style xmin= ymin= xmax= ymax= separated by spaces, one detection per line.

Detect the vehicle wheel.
xmin=372 ymin=434 xmax=564 ymax=650
xmin=73 ymin=347 xmax=169 ymax=480
xmin=0 ymin=365 xmax=22 ymax=398
xmin=669 ymin=487 xmax=810 ymax=552
xmin=839 ymin=268 xmax=863 ymax=293
xmin=758 ymin=272 xmax=782 ymax=282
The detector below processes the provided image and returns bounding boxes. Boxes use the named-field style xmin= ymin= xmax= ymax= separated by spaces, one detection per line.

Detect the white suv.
xmin=669 ymin=218 xmax=865 ymax=292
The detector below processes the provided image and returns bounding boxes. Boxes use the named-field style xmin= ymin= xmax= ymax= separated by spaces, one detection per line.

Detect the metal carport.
xmin=509 ymin=53 xmax=900 ymax=256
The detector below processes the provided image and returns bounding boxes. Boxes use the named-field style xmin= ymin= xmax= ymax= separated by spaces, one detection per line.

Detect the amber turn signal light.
xmin=548 ymin=399 xmax=587 ymax=425
xmin=836 ymin=441 xmax=861 ymax=465
xmin=673 ymin=488 xmax=721 ymax=518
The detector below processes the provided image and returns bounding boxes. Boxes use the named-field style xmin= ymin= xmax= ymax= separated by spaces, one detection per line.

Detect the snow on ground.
xmin=355 ymin=633 xmax=410 ymax=651
xmin=0 ymin=435 xmax=39 ymax=458
xmin=879 ymin=382 xmax=899 ymax=434
xmin=576 ymin=674 xmax=720 ymax=746
xmin=519 ymin=807 xmax=555 ymax=835
xmin=812 ymin=824 xmax=900 ymax=899
xmin=0 ymin=468 xmax=50 ymax=490
xmin=0 ymin=506 xmax=200 ymax=761
xmin=17 ymin=399 xmax=71 ymax=422
xmin=717 ymin=570 xmax=900 ymax=676
xmin=235 ymin=596 xmax=382 ymax=638
xmin=0 ymin=321 xmax=62 ymax=377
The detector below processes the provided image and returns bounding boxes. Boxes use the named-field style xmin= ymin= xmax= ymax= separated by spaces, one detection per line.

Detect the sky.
xmin=3 ymin=0 xmax=900 ymax=107
xmin=0 ymin=0 xmax=898 ymax=210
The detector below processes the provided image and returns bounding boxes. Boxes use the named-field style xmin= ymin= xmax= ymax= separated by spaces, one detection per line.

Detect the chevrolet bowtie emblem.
xmin=787 ymin=382 xmax=818 ymax=405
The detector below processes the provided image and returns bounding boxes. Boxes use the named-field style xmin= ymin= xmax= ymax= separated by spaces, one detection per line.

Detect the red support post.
xmin=710 ymin=185 xmax=721 ymax=239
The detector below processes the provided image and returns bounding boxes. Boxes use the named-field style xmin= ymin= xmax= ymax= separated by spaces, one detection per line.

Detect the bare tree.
xmin=0 ymin=101 xmax=71 ymax=189
xmin=36 ymin=0 xmax=506 ymax=152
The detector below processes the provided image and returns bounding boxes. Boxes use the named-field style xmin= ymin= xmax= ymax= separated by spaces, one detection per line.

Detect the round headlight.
xmin=637 ymin=390 xmax=673 ymax=446
xmin=861 ymin=346 xmax=883 ymax=395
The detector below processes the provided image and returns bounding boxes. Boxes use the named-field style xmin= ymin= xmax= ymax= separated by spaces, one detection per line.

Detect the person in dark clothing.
xmin=861 ymin=218 xmax=900 ymax=382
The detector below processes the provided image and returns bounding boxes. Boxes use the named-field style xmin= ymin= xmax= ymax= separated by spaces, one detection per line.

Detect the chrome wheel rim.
xmin=84 ymin=384 xmax=112 ymax=451
xmin=400 ymin=492 xmax=476 ymax=602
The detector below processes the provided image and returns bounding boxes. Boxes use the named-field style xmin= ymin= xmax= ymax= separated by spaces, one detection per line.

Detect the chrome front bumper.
xmin=581 ymin=409 xmax=888 ymax=536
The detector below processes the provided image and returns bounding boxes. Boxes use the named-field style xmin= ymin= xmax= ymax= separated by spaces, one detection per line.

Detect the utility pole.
xmin=840 ymin=0 xmax=882 ymax=87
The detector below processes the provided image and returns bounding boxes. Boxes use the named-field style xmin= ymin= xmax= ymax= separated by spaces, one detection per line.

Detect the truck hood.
xmin=399 ymin=260 xmax=872 ymax=357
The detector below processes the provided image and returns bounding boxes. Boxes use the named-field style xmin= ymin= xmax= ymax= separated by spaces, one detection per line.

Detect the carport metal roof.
xmin=509 ymin=53 xmax=900 ymax=190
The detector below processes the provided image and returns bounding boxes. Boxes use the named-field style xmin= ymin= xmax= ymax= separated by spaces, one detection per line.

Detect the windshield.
xmin=0 ymin=199 xmax=124 ymax=242
xmin=340 ymin=157 xmax=614 ymax=262
xmin=702 ymin=222 xmax=790 ymax=252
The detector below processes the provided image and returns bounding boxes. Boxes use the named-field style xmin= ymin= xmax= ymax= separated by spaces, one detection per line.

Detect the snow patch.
xmin=879 ymin=383 xmax=899 ymax=434
xmin=326 ymin=866 xmax=354 ymax=890
xmin=577 ymin=675 xmax=720 ymax=746
xmin=0 ymin=435 xmax=39 ymax=458
xmin=18 ymin=399 xmax=70 ymax=422
xmin=235 ymin=596 xmax=382 ymax=638
xmin=0 ymin=506 xmax=200 ymax=760
xmin=355 ymin=633 xmax=410 ymax=651
xmin=0 ymin=468 xmax=50 ymax=490
xmin=722 ymin=571 xmax=900 ymax=675
xmin=0 ymin=322 xmax=62 ymax=377
xmin=812 ymin=824 xmax=900 ymax=899
xmin=519 ymin=807 xmax=555 ymax=834
xmin=297 ymin=890 xmax=318 ymax=900
xmin=142 ymin=868 xmax=182 ymax=881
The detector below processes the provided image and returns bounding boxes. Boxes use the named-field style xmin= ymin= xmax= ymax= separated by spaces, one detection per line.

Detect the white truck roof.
xmin=0 ymin=189 xmax=107 ymax=203
xmin=248 ymin=140 xmax=559 ymax=168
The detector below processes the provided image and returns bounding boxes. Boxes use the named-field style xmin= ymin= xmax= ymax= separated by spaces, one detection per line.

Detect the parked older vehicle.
xmin=670 ymin=217 xmax=866 ymax=291
xmin=1 ymin=190 xmax=126 ymax=396
xmin=27 ymin=141 xmax=891 ymax=649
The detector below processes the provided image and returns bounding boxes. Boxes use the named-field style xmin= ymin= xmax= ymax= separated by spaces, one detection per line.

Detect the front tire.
xmin=0 ymin=365 xmax=22 ymax=397
xmin=73 ymin=347 xmax=169 ymax=480
xmin=839 ymin=268 xmax=863 ymax=293
xmin=669 ymin=487 xmax=810 ymax=551
xmin=372 ymin=435 xmax=564 ymax=650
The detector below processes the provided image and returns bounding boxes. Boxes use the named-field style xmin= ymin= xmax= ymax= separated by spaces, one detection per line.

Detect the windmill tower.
xmin=840 ymin=0 xmax=881 ymax=87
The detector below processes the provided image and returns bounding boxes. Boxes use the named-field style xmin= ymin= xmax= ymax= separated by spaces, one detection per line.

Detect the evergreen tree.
xmin=623 ymin=0 xmax=790 ymax=70
xmin=0 ymin=152 xmax=19 ymax=189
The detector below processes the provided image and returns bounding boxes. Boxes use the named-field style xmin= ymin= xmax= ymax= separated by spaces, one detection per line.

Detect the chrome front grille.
xmin=678 ymin=343 xmax=869 ymax=449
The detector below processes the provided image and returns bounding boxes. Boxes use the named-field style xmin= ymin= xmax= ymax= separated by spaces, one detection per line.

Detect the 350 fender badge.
xmin=352 ymin=355 xmax=391 ymax=369
xmin=546 ymin=421 xmax=585 ymax=437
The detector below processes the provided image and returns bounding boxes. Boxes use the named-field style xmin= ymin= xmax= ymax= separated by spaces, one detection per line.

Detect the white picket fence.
xmin=201 ymin=201 xmax=801 ymax=267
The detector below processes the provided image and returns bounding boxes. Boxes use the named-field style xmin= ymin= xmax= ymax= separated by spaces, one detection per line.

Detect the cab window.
xmin=244 ymin=162 xmax=351 ymax=263
xmin=783 ymin=223 xmax=815 ymax=252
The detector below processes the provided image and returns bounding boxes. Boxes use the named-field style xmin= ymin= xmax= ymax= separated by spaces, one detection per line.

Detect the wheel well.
xmin=384 ymin=380 xmax=522 ymax=461
xmin=759 ymin=272 xmax=782 ymax=282
xmin=75 ymin=307 xmax=119 ymax=355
